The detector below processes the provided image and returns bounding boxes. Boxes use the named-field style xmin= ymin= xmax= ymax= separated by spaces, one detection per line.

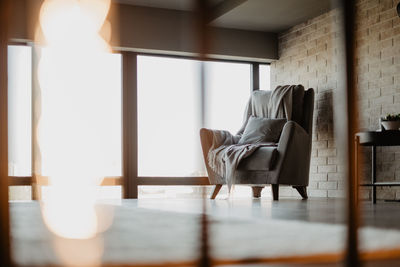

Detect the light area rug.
xmin=10 ymin=202 xmax=400 ymax=266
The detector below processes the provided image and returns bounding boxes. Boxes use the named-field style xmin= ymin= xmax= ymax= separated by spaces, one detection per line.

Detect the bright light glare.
xmin=36 ymin=0 xmax=115 ymax=246
xmin=53 ymin=236 xmax=104 ymax=267
xmin=41 ymin=187 xmax=99 ymax=239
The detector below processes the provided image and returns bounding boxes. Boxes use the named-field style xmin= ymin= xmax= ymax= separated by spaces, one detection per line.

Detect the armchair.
xmin=200 ymin=85 xmax=314 ymax=200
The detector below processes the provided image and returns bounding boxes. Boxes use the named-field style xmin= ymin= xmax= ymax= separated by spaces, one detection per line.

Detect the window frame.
xmin=123 ymin=52 xmax=268 ymax=198
xmin=6 ymin=45 xmax=271 ymax=199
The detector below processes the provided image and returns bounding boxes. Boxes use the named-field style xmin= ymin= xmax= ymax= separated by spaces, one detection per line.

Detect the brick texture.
xmin=270 ymin=0 xmax=400 ymax=200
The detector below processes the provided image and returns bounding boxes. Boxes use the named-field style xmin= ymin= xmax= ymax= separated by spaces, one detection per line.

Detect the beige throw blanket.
xmin=268 ymin=85 xmax=293 ymax=120
xmin=207 ymin=130 xmax=260 ymax=190
xmin=208 ymin=85 xmax=296 ymax=191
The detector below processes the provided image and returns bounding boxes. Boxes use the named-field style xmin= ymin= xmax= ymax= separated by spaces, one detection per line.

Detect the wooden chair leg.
xmin=210 ymin=184 xmax=222 ymax=199
xmin=252 ymin=186 xmax=264 ymax=198
xmin=31 ymin=183 xmax=41 ymax=200
xmin=293 ymin=186 xmax=308 ymax=200
xmin=271 ymin=184 xmax=279 ymax=200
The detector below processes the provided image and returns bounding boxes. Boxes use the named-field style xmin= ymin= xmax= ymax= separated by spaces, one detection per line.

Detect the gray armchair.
xmin=200 ymin=85 xmax=314 ymax=200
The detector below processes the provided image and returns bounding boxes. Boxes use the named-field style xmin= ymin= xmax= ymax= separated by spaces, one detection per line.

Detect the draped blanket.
xmin=207 ymin=85 xmax=296 ymax=191
xmin=207 ymin=131 xmax=260 ymax=190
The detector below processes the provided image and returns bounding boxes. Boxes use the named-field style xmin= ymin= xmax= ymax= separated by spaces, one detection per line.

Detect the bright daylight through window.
xmin=138 ymin=55 xmax=258 ymax=177
xmin=259 ymin=64 xmax=270 ymax=91
xmin=8 ymin=46 xmax=271 ymax=199
xmin=8 ymin=45 xmax=32 ymax=177
xmin=7 ymin=45 xmax=122 ymax=200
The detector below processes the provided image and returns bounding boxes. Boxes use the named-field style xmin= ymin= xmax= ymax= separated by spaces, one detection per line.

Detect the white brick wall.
xmin=270 ymin=0 xmax=400 ymax=200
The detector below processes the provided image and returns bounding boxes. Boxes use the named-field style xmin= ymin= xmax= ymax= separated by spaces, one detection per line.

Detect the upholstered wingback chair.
xmin=200 ymin=85 xmax=314 ymax=200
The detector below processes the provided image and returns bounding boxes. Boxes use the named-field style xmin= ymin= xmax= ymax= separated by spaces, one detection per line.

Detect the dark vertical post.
xmin=342 ymin=0 xmax=361 ymax=266
xmin=251 ymin=63 xmax=259 ymax=91
xmin=372 ymin=145 xmax=376 ymax=204
xmin=122 ymin=52 xmax=138 ymax=199
xmin=0 ymin=0 xmax=11 ymax=265
xmin=195 ymin=0 xmax=210 ymax=129
xmin=195 ymin=0 xmax=211 ymax=266
xmin=200 ymin=62 xmax=206 ymax=127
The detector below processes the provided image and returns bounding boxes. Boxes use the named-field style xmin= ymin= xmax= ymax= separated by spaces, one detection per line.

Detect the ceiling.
xmin=116 ymin=0 xmax=334 ymax=33
xmin=116 ymin=0 xmax=224 ymax=11
xmin=211 ymin=0 xmax=333 ymax=32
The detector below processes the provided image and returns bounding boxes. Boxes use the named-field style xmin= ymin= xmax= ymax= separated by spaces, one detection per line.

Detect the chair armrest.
xmin=278 ymin=121 xmax=310 ymax=151
xmin=275 ymin=121 xmax=312 ymax=185
xmin=200 ymin=128 xmax=239 ymax=152
xmin=200 ymin=128 xmax=214 ymax=161
xmin=199 ymin=128 xmax=239 ymax=185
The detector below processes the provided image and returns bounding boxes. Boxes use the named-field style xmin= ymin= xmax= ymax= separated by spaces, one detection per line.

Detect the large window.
xmin=7 ymin=45 xmax=123 ymax=200
xmin=137 ymin=56 xmax=202 ymax=177
xmin=7 ymin=47 xmax=271 ymax=198
xmin=8 ymin=45 xmax=123 ymax=179
xmin=37 ymin=48 xmax=123 ymax=200
xmin=37 ymin=48 xmax=122 ymax=178
xmin=137 ymin=55 xmax=251 ymax=177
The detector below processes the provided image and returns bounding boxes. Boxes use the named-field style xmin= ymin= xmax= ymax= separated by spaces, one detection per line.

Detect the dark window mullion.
xmin=251 ymin=63 xmax=259 ymax=91
xmin=122 ymin=52 xmax=138 ymax=199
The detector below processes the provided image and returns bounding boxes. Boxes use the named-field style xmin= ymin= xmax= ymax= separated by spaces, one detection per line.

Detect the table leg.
xmin=372 ymin=145 xmax=376 ymax=204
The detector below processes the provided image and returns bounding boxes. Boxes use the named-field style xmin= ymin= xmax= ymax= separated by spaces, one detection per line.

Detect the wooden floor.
xmin=137 ymin=197 xmax=400 ymax=230
xmin=9 ymin=196 xmax=400 ymax=266
xmin=136 ymin=196 xmax=400 ymax=266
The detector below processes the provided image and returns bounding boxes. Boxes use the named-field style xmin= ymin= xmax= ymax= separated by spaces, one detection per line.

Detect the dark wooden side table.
xmin=355 ymin=130 xmax=400 ymax=204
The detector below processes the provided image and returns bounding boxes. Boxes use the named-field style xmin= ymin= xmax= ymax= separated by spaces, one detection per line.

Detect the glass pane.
xmin=205 ymin=61 xmax=251 ymax=134
xmin=38 ymin=49 xmax=122 ymax=177
xmin=138 ymin=56 xmax=251 ymax=177
xmin=8 ymin=45 xmax=32 ymax=176
xmin=137 ymin=55 xmax=202 ymax=177
xmin=259 ymin=64 xmax=271 ymax=91
xmin=101 ymin=54 xmax=122 ymax=177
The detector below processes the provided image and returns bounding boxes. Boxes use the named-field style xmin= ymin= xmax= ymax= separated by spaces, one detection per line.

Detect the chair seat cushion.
xmin=237 ymin=145 xmax=278 ymax=171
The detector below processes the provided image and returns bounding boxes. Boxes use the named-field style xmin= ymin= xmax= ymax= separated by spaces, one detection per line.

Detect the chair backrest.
xmin=238 ymin=85 xmax=314 ymax=135
xmin=301 ymin=88 xmax=315 ymax=135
